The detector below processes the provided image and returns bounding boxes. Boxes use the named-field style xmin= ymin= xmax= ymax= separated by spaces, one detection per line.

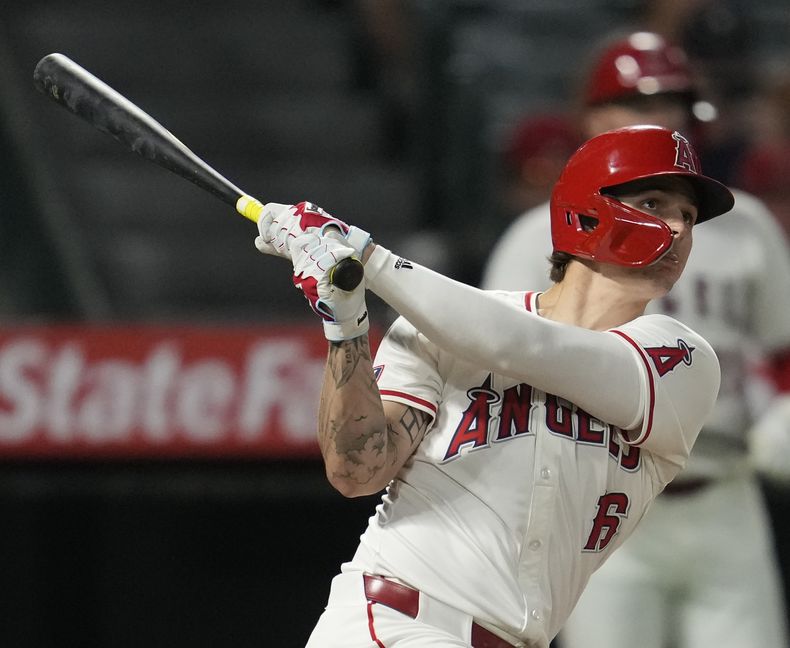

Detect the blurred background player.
xmin=482 ymin=30 xmax=790 ymax=648
xmin=496 ymin=113 xmax=581 ymax=228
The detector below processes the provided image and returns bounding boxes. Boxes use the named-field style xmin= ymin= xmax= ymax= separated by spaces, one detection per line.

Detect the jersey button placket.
xmin=518 ymin=428 xmax=558 ymax=635
xmin=525 ymin=466 xmax=552 ymax=553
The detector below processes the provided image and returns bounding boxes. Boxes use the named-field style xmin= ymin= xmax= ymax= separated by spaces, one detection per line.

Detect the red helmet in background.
xmin=550 ymin=125 xmax=734 ymax=267
xmin=584 ymin=32 xmax=695 ymax=106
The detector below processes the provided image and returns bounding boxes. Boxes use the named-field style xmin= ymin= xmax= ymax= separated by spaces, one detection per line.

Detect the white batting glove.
xmin=254 ymin=201 xmax=371 ymax=261
xmin=291 ymin=232 xmax=369 ymax=341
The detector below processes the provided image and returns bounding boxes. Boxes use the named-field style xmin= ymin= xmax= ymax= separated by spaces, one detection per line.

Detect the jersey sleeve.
xmin=374 ymin=316 xmax=442 ymax=419
xmin=610 ymin=314 xmax=721 ymax=468
xmin=365 ymin=246 xmax=650 ymax=430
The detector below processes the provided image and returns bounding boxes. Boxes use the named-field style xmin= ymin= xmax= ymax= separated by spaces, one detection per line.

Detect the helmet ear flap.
xmin=552 ymin=195 xmax=674 ymax=267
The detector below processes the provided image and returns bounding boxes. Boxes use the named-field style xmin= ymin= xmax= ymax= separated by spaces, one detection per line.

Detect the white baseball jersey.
xmin=344 ymin=291 xmax=719 ymax=645
xmin=482 ymin=190 xmax=790 ymax=479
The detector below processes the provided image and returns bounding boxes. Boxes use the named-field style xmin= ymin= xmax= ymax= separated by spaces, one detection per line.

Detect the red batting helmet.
xmin=584 ymin=32 xmax=695 ymax=106
xmin=550 ymin=125 xmax=734 ymax=267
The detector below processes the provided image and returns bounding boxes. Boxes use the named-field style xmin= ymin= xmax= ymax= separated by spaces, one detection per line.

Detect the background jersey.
xmin=346 ymin=298 xmax=719 ymax=645
xmin=482 ymin=190 xmax=790 ymax=479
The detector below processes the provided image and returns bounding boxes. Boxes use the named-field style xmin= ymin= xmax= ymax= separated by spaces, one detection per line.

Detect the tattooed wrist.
xmin=328 ymin=336 xmax=371 ymax=388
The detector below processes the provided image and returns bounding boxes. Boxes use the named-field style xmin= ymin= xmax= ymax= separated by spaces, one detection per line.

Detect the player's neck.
xmin=537 ymin=262 xmax=650 ymax=330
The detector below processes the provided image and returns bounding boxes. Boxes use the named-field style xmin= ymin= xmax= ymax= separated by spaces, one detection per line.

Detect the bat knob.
xmin=330 ymin=257 xmax=365 ymax=291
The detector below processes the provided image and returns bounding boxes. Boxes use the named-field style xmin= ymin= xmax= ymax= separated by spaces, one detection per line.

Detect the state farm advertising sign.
xmin=0 ymin=325 xmax=343 ymax=458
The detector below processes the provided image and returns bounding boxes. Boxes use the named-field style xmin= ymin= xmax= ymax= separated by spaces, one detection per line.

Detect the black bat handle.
xmin=329 ymin=257 xmax=365 ymax=292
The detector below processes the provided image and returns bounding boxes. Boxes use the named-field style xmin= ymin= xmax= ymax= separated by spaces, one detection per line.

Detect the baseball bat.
xmin=32 ymin=52 xmax=364 ymax=291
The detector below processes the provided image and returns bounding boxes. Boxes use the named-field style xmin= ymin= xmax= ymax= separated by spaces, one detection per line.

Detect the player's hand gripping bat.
xmin=32 ymin=52 xmax=364 ymax=291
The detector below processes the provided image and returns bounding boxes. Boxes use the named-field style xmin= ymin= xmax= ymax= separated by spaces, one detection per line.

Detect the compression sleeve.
xmin=365 ymin=246 xmax=647 ymax=430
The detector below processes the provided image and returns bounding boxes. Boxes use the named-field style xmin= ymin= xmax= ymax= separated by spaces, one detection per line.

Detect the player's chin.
xmin=640 ymin=258 xmax=684 ymax=294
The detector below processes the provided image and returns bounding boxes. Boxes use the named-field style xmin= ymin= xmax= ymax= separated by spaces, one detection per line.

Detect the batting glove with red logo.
xmin=290 ymin=232 xmax=369 ymax=341
xmin=254 ymin=201 xmax=370 ymax=261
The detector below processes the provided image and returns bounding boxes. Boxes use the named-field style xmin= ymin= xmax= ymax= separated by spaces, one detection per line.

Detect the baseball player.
xmin=253 ymin=125 xmax=733 ymax=648
xmin=482 ymin=32 xmax=790 ymax=648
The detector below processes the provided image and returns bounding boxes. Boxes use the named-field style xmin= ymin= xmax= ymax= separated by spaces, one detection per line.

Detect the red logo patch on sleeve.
xmin=644 ymin=338 xmax=694 ymax=376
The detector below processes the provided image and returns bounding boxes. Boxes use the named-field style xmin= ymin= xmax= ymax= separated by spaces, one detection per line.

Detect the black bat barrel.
xmin=33 ymin=52 xmax=242 ymax=207
xmin=32 ymin=53 xmax=364 ymax=293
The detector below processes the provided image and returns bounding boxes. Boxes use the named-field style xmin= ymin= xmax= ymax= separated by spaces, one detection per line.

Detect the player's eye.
xmin=640 ymin=198 xmax=659 ymax=211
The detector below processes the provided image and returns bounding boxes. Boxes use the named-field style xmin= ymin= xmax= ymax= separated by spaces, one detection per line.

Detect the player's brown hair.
xmin=549 ymin=251 xmax=573 ymax=282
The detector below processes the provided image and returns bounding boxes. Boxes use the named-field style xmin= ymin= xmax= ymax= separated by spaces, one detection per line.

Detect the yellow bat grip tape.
xmin=236 ymin=195 xmax=264 ymax=223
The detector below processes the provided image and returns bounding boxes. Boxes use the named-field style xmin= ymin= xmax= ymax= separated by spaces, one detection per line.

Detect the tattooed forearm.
xmin=329 ymin=409 xmax=428 ymax=484
xmin=318 ymin=334 xmax=390 ymax=492
xmin=318 ymin=335 xmax=431 ymax=496
xmin=328 ymin=422 xmax=389 ymax=486
xmin=321 ymin=386 xmax=390 ymax=485
xmin=327 ymin=336 xmax=371 ymax=388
